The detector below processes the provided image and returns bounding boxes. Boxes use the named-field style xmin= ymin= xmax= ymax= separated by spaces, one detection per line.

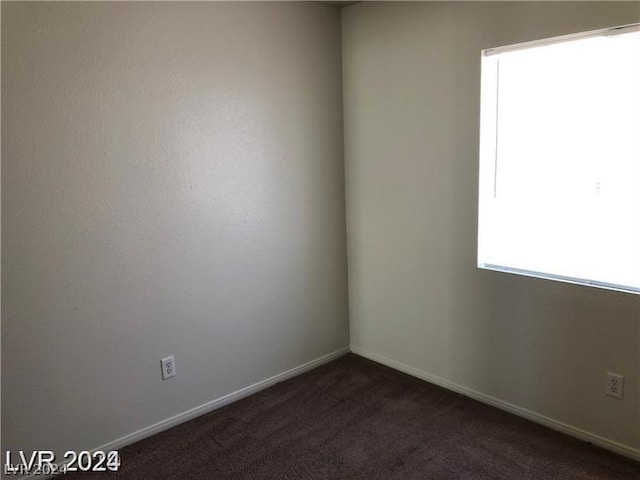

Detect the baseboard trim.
xmin=22 ymin=346 xmax=350 ymax=479
xmin=350 ymin=345 xmax=640 ymax=462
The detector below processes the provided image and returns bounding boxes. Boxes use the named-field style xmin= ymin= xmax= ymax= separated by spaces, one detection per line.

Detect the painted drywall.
xmin=2 ymin=1 xmax=348 ymax=459
xmin=343 ymin=1 xmax=640 ymax=451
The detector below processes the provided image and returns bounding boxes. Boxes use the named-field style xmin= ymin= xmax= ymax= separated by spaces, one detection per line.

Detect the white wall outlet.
xmin=605 ymin=372 xmax=624 ymax=399
xmin=161 ymin=356 xmax=176 ymax=381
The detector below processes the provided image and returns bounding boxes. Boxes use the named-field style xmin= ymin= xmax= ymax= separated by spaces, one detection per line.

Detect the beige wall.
xmin=343 ymin=1 xmax=640 ymax=452
xmin=2 ymin=1 xmax=348 ymax=458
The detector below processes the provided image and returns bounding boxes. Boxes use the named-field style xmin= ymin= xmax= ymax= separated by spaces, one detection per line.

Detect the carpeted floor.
xmin=71 ymin=354 xmax=640 ymax=479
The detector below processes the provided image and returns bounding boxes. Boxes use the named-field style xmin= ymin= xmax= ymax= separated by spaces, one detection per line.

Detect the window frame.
xmin=477 ymin=23 xmax=640 ymax=295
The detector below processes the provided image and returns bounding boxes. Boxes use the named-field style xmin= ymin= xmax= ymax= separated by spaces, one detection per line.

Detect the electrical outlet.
xmin=161 ymin=356 xmax=176 ymax=381
xmin=606 ymin=372 xmax=624 ymax=399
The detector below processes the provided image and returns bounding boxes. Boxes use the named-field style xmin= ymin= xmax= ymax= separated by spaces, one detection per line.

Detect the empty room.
xmin=2 ymin=1 xmax=640 ymax=478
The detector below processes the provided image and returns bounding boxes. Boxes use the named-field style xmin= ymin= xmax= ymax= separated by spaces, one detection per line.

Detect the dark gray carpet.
xmin=71 ymin=354 xmax=640 ymax=479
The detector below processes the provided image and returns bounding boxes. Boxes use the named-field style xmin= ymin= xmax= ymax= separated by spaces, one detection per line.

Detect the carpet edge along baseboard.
xmin=20 ymin=346 xmax=351 ymax=480
xmin=350 ymin=345 xmax=640 ymax=462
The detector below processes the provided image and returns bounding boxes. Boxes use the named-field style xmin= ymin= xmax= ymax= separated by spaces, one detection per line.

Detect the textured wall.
xmin=2 ymin=1 xmax=348 ymax=457
xmin=343 ymin=1 xmax=640 ymax=451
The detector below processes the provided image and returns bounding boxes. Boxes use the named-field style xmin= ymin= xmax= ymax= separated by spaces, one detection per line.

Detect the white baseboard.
xmin=350 ymin=345 xmax=640 ymax=462
xmin=22 ymin=346 xmax=350 ymax=480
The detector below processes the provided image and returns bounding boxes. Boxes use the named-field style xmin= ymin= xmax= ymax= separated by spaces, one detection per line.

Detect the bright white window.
xmin=478 ymin=24 xmax=640 ymax=294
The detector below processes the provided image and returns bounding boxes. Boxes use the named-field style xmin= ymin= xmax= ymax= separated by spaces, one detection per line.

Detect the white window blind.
xmin=478 ymin=24 xmax=640 ymax=294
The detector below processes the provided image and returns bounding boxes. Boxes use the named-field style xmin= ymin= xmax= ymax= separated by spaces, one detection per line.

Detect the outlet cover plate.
xmin=606 ymin=372 xmax=624 ymax=399
xmin=161 ymin=356 xmax=176 ymax=381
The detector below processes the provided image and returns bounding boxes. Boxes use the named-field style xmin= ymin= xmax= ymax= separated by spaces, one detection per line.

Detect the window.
xmin=478 ymin=24 xmax=640 ymax=294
